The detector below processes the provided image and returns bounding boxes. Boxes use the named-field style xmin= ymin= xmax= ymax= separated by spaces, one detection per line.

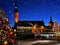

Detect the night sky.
xmin=0 ymin=0 xmax=60 ymax=27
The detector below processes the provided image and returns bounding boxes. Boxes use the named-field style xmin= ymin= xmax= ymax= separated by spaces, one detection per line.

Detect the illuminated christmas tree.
xmin=0 ymin=9 xmax=14 ymax=45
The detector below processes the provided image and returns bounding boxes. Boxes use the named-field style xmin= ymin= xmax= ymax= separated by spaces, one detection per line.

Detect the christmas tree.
xmin=0 ymin=9 xmax=15 ymax=45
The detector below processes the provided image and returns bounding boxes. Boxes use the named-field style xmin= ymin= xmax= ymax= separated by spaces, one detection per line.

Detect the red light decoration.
xmin=10 ymin=39 xmax=15 ymax=43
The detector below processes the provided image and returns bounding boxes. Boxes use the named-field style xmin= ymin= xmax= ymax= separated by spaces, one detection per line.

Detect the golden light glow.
xmin=41 ymin=26 xmax=44 ymax=29
xmin=32 ymin=24 xmax=38 ymax=34
xmin=10 ymin=32 xmax=13 ymax=35
xmin=10 ymin=29 xmax=12 ymax=31
xmin=14 ymin=12 xmax=19 ymax=23
xmin=40 ymin=26 xmax=45 ymax=32
xmin=32 ymin=25 xmax=36 ymax=30
xmin=48 ymin=23 xmax=52 ymax=27
xmin=4 ymin=41 xmax=8 ymax=45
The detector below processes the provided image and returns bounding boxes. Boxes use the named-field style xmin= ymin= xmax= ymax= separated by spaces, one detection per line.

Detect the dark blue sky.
xmin=0 ymin=0 xmax=60 ymax=27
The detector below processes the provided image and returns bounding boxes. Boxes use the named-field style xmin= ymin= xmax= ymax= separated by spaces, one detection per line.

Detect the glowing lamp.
xmin=14 ymin=29 xmax=16 ymax=32
xmin=4 ymin=41 xmax=8 ymax=45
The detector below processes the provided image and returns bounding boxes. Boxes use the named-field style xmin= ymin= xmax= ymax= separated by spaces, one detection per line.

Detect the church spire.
xmin=50 ymin=15 xmax=52 ymax=22
xmin=48 ymin=15 xmax=53 ymax=27
xmin=14 ymin=0 xmax=18 ymax=13
xmin=14 ymin=0 xmax=19 ymax=23
xmin=14 ymin=1 xmax=18 ymax=9
xmin=49 ymin=15 xmax=53 ymax=23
